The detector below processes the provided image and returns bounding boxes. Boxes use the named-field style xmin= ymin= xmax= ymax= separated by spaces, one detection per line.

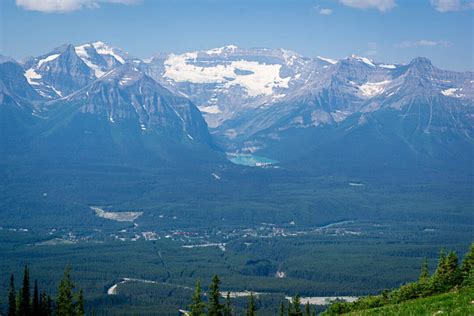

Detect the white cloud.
xmin=395 ymin=40 xmax=452 ymax=48
xmin=15 ymin=0 xmax=142 ymax=13
xmin=339 ymin=0 xmax=396 ymax=12
xmin=313 ymin=5 xmax=334 ymax=15
xmin=430 ymin=0 xmax=474 ymax=12
xmin=319 ymin=8 xmax=333 ymax=15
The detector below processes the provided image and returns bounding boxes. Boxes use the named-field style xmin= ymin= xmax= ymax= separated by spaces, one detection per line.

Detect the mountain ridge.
xmin=1 ymin=41 xmax=472 ymax=172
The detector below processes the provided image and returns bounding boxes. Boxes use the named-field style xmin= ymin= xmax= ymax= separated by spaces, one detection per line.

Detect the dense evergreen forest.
xmin=185 ymin=275 xmax=317 ymax=316
xmin=5 ymin=266 xmax=83 ymax=316
xmin=183 ymin=244 xmax=473 ymax=316
xmin=2 ymin=244 xmax=472 ymax=315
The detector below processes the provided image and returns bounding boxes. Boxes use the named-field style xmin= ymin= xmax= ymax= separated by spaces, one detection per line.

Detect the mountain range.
xmin=1 ymin=41 xmax=473 ymax=173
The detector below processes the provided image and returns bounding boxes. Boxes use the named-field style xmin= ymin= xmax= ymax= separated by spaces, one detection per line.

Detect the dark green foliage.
xmin=5 ymin=268 xmax=58 ymax=316
xmin=246 ymin=293 xmax=256 ymax=316
xmin=431 ymin=250 xmax=461 ymax=292
xmin=32 ymin=280 xmax=39 ymax=315
xmin=223 ymin=292 xmax=232 ymax=316
xmin=39 ymin=293 xmax=53 ymax=316
xmin=279 ymin=301 xmax=285 ymax=316
xmin=8 ymin=274 xmax=16 ymax=316
xmin=56 ymin=266 xmax=75 ymax=316
xmin=460 ymin=243 xmax=474 ymax=287
xmin=76 ymin=289 xmax=85 ymax=316
xmin=289 ymin=295 xmax=302 ymax=316
xmin=18 ymin=265 xmax=30 ymax=316
xmin=208 ymin=275 xmax=222 ymax=316
xmin=304 ymin=302 xmax=310 ymax=316
xmin=419 ymin=258 xmax=429 ymax=282
xmin=445 ymin=251 xmax=461 ymax=286
xmin=190 ymin=280 xmax=206 ymax=316
xmin=324 ymin=246 xmax=473 ymax=315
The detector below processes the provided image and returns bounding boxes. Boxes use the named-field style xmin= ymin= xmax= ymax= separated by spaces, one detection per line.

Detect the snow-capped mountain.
xmin=55 ymin=62 xmax=211 ymax=143
xmin=214 ymin=55 xmax=473 ymax=170
xmin=74 ymin=41 xmax=131 ymax=78
xmin=1 ymin=41 xmax=472 ymax=170
xmin=2 ymin=44 xmax=222 ymax=165
xmin=218 ymin=55 xmax=473 ymax=144
xmin=139 ymin=45 xmax=329 ymax=127
xmin=23 ymin=41 xmax=134 ymax=99
xmin=23 ymin=44 xmax=96 ymax=98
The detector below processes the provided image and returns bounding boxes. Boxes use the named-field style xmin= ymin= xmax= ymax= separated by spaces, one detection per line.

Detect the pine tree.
xmin=287 ymin=299 xmax=293 ymax=316
xmin=431 ymin=249 xmax=448 ymax=292
xmin=246 ymin=293 xmax=256 ymax=316
xmin=39 ymin=291 xmax=44 ymax=316
xmin=18 ymin=265 xmax=30 ymax=316
xmin=419 ymin=258 xmax=430 ymax=281
xmin=304 ymin=302 xmax=310 ymax=316
xmin=279 ymin=301 xmax=286 ymax=316
xmin=76 ymin=289 xmax=85 ymax=316
xmin=460 ymin=243 xmax=474 ymax=286
xmin=223 ymin=292 xmax=232 ymax=316
xmin=208 ymin=275 xmax=223 ymax=316
xmin=289 ymin=295 xmax=302 ymax=316
xmin=32 ymin=280 xmax=40 ymax=315
xmin=445 ymin=251 xmax=461 ymax=287
xmin=39 ymin=291 xmax=53 ymax=316
xmin=190 ymin=280 xmax=206 ymax=316
xmin=46 ymin=294 xmax=53 ymax=316
xmin=56 ymin=266 xmax=75 ymax=316
xmin=418 ymin=257 xmax=431 ymax=296
xmin=8 ymin=274 xmax=16 ymax=316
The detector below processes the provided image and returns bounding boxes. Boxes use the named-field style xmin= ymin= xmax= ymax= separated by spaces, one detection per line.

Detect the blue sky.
xmin=1 ymin=0 xmax=472 ymax=71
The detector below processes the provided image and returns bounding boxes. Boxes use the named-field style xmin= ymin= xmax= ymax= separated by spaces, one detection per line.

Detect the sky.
xmin=0 ymin=0 xmax=473 ymax=71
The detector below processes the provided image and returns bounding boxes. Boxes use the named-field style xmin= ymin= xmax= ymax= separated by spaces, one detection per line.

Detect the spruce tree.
xmin=8 ymin=274 xmax=16 ymax=316
xmin=208 ymin=275 xmax=223 ymax=316
xmin=245 ymin=293 xmax=256 ymax=316
xmin=279 ymin=301 xmax=286 ymax=316
xmin=39 ymin=291 xmax=52 ymax=316
xmin=56 ymin=266 xmax=75 ymax=316
xmin=45 ymin=294 xmax=53 ymax=316
xmin=223 ymin=292 xmax=232 ymax=316
xmin=418 ymin=257 xmax=431 ymax=296
xmin=419 ymin=258 xmax=430 ymax=281
xmin=304 ymin=302 xmax=311 ymax=316
xmin=460 ymin=243 xmax=474 ymax=286
xmin=190 ymin=280 xmax=206 ymax=316
xmin=39 ymin=291 xmax=44 ymax=316
xmin=18 ymin=265 xmax=30 ymax=316
xmin=445 ymin=251 xmax=461 ymax=287
xmin=290 ymin=295 xmax=302 ymax=316
xmin=32 ymin=280 xmax=40 ymax=315
xmin=431 ymin=249 xmax=447 ymax=292
xmin=76 ymin=289 xmax=85 ymax=316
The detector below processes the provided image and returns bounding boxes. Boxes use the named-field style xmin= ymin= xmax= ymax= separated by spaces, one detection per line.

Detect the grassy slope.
xmin=345 ymin=288 xmax=474 ymax=316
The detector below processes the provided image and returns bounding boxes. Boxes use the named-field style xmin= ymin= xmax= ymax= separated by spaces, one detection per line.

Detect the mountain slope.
xmin=140 ymin=45 xmax=326 ymax=127
xmin=28 ymin=63 xmax=219 ymax=164
xmin=23 ymin=44 xmax=96 ymax=98
xmin=214 ymin=56 xmax=473 ymax=174
xmin=0 ymin=61 xmax=40 ymax=157
xmin=342 ymin=289 xmax=474 ymax=316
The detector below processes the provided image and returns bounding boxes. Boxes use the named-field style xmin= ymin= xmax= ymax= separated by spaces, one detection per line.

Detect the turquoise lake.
xmin=227 ymin=153 xmax=278 ymax=167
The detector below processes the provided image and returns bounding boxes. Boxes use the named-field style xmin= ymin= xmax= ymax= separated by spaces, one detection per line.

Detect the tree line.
xmin=188 ymin=274 xmax=316 ymax=316
xmin=186 ymin=243 xmax=473 ymax=316
xmin=323 ymin=243 xmax=474 ymax=315
xmin=6 ymin=265 xmax=84 ymax=316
